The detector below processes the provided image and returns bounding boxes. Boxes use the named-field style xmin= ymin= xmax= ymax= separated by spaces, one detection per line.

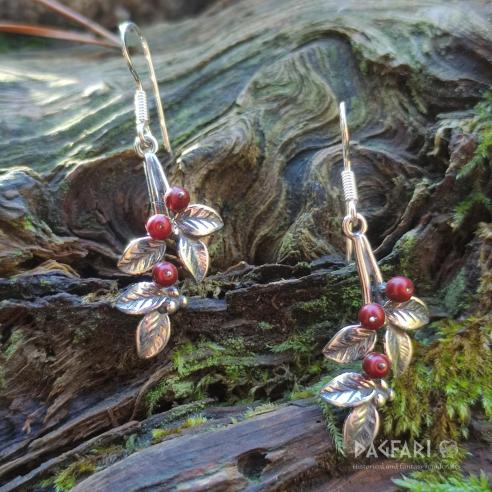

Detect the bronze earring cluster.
xmin=319 ymin=102 xmax=430 ymax=455
xmin=114 ymin=23 xmax=223 ymax=359
xmin=112 ymin=24 xmax=428 ymax=455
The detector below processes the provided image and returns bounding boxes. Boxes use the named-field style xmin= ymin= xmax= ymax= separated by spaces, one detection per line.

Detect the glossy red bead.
xmin=386 ymin=276 xmax=415 ymax=302
xmin=358 ymin=303 xmax=386 ymax=330
xmin=152 ymin=262 xmax=178 ymax=287
xmin=165 ymin=186 xmax=190 ymax=212
xmin=146 ymin=214 xmax=172 ymax=240
xmin=363 ymin=352 xmax=391 ymax=379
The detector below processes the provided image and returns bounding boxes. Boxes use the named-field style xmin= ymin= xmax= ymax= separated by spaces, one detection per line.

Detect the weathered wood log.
xmin=72 ymin=402 xmax=334 ymax=492
xmin=0 ymin=0 xmax=491 ymax=489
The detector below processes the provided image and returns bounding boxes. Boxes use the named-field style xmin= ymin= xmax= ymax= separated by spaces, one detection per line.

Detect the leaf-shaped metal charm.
xmin=322 ymin=325 xmax=377 ymax=363
xmin=343 ymin=402 xmax=380 ymax=456
xmin=117 ymin=237 xmax=166 ymax=275
xmin=385 ymin=325 xmax=413 ymax=375
xmin=178 ymin=235 xmax=209 ymax=282
xmin=384 ymin=296 xmax=429 ymax=330
xmin=320 ymin=372 xmax=376 ymax=408
xmin=136 ymin=311 xmax=171 ymax=359
xmin=175 ymin=204 xmax=223 ymax=237
xmin=115 ymin=282 xmax=168 ymax=315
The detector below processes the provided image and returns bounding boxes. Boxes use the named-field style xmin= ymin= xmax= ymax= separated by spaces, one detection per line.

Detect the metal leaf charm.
xmin=117 ymin=237 xmax=166 ymax=275
xmin=176 ymin=204 xmax=223 ymax=237
xmin=384 ymin=296 xmax=429 ymax=330
xmin=136 ymin=311 xmax=171 ymax=359
xmin=320 ymin=372 xmax=376 ymax=408
xmin=343 ymin=402 xmax=380 ymax=456
xmin=178 ymin=235 xmax=209 ymax=282
xmin=114 ymin=282 xmax=167 ymax=315
xmin=322 ymin=325 xmax=376 ymax=363
xmin=385 ymin=325 xmax=413 ymax=375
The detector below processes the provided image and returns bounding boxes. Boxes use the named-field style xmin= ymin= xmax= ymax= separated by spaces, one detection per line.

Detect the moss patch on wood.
xmin=151 ymin=415 xmax=208 ymax=444
xmin=40 ymin=445 xmax=125 ymax=491
xmin=384 ymin=316 xmax=492 ymax=443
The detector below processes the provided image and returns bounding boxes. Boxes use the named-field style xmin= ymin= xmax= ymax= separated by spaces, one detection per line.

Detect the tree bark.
xmin=0 ymin=0 xmax=491 ymax=490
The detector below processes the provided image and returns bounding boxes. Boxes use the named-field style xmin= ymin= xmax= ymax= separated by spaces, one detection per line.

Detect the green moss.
xmin=145 ymin=315 xmax=330 ymax=414
xmin=40 ymin=445 xmax=125 ymax=490
xmin=339 ymin=282 xmax=364 ymax=314
xmin=145 ymin=337 xmax=260 ymax=413
xmin=124 ymin=434 xmax=138 ymax=453
xmin=269 ymin=327 xmax=317 ymax=369
xmin=289 ymin=388 xmax=315 ymax=400
xmin=292 ymin=295 xmax=339 ymax=322
xmin=394 ymin=470 xmax=491 ymax=492
xmin=21 ymin=214 xmax=36 ymax=233
xmin=243 ymin=402 xmax=278 ymax=419
xmin=453 ymin=191 xmax=492 ymax=229
xmin=4 ymin=329 xmax=24 ymax=360
xmin=88 ymin=444 xmax=124 ymax=457
xmin=51 ymin=459 xmax=96 ymax=491
xmin=152 ymin=415 xmax=208 ymax=444
xmin=458 ymin=91 xmax=492 ymax=179
xmin=397 ymin=232 xmax=419 ymax=277
xmin=292 ymin=277 xmax=363 ymax=323
xmin=146 ymin=378 xmax=196 ymax=414
xmin=183 ymin=277 xmax=223 ymax=299
xmin=384 ymin=317 xmax=492 ymax=443
xmin=442 ymin=269 xmax=473 ymax=316
xmin=276 ymin=229 xmax=303 ymax=264
xmin=257 ymin=321 xmax=273 ymax=331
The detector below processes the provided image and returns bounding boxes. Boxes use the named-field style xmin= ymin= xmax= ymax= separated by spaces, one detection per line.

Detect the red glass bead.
xmin=358 ymin=303 xmax=385 ymax=330
xmin=152 ymin=262 xmax=178 ymax=287
xmin=386 ymin=276 xmax=415 ymax=302
xmin=363 ymin=352 xmax=391 ymax=379
xmin=165 ymin=186 xmax=190 ymax=212
xmin=146 ymin=214 xmax=172 ymax=240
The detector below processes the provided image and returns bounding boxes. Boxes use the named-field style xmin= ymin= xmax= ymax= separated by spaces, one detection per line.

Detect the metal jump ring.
xmin=134 ymin=134 xmax=158 ymax=157
xmin=342 ymin=213 xmax=368 ymax=238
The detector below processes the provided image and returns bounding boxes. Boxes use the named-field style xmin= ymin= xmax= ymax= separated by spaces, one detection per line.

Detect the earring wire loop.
xmin=119 ymin=22 xmax=172 ymax=157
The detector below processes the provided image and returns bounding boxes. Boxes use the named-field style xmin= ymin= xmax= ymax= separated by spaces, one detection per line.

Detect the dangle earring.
xmin=320 ymin=102 xmax=429 ymax=455
xmin=114 ymin=23 xmax=223 ymax=359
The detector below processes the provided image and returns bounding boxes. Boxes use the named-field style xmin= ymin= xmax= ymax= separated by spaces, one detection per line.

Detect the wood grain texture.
xmin=72 ymin=403 xmax=332 ymax=492
xmin=1 ymin=0 xmax=490 ymax=274
xmin=0 ymin=0 xmax=491 ymax=489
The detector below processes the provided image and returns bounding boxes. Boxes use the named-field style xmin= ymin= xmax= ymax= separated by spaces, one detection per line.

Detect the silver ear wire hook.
xmin=339 ymin=102 xmax=358 ymax=220
xmin=119 ymin=22 xmax=172 ymax=157
xmin=339 ymin=102 xmax=359 ymax=262
xmin=338 ymin=101 xmax=383 ymax=300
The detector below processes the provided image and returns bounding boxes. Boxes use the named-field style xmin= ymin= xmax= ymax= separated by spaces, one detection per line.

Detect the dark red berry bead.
xmin=165 ymin=186 xmax=190 ymax=212
xmin=363 ymin=352 xmax=391 ymax=379
xmin=152 ymin=262 xmax=178 ymax=287
xmin=386 ymin=276 xmax=415 ymax=302
xmin=358 ymin=303 xmax=385 ymax=330
xmin=146 ymin=214 xmax=172 ymax=240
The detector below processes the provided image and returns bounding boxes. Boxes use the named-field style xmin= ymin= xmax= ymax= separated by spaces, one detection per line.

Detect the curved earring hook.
xmin=338 ymin=101 xmax=358 ymax=217
xmin=119 ymin=21 xmax=172 ymax=156
xmin=339 ymin=101 xmax=351 ymax=172
xmin=339 ymin=101 xmax=359 ymax=263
